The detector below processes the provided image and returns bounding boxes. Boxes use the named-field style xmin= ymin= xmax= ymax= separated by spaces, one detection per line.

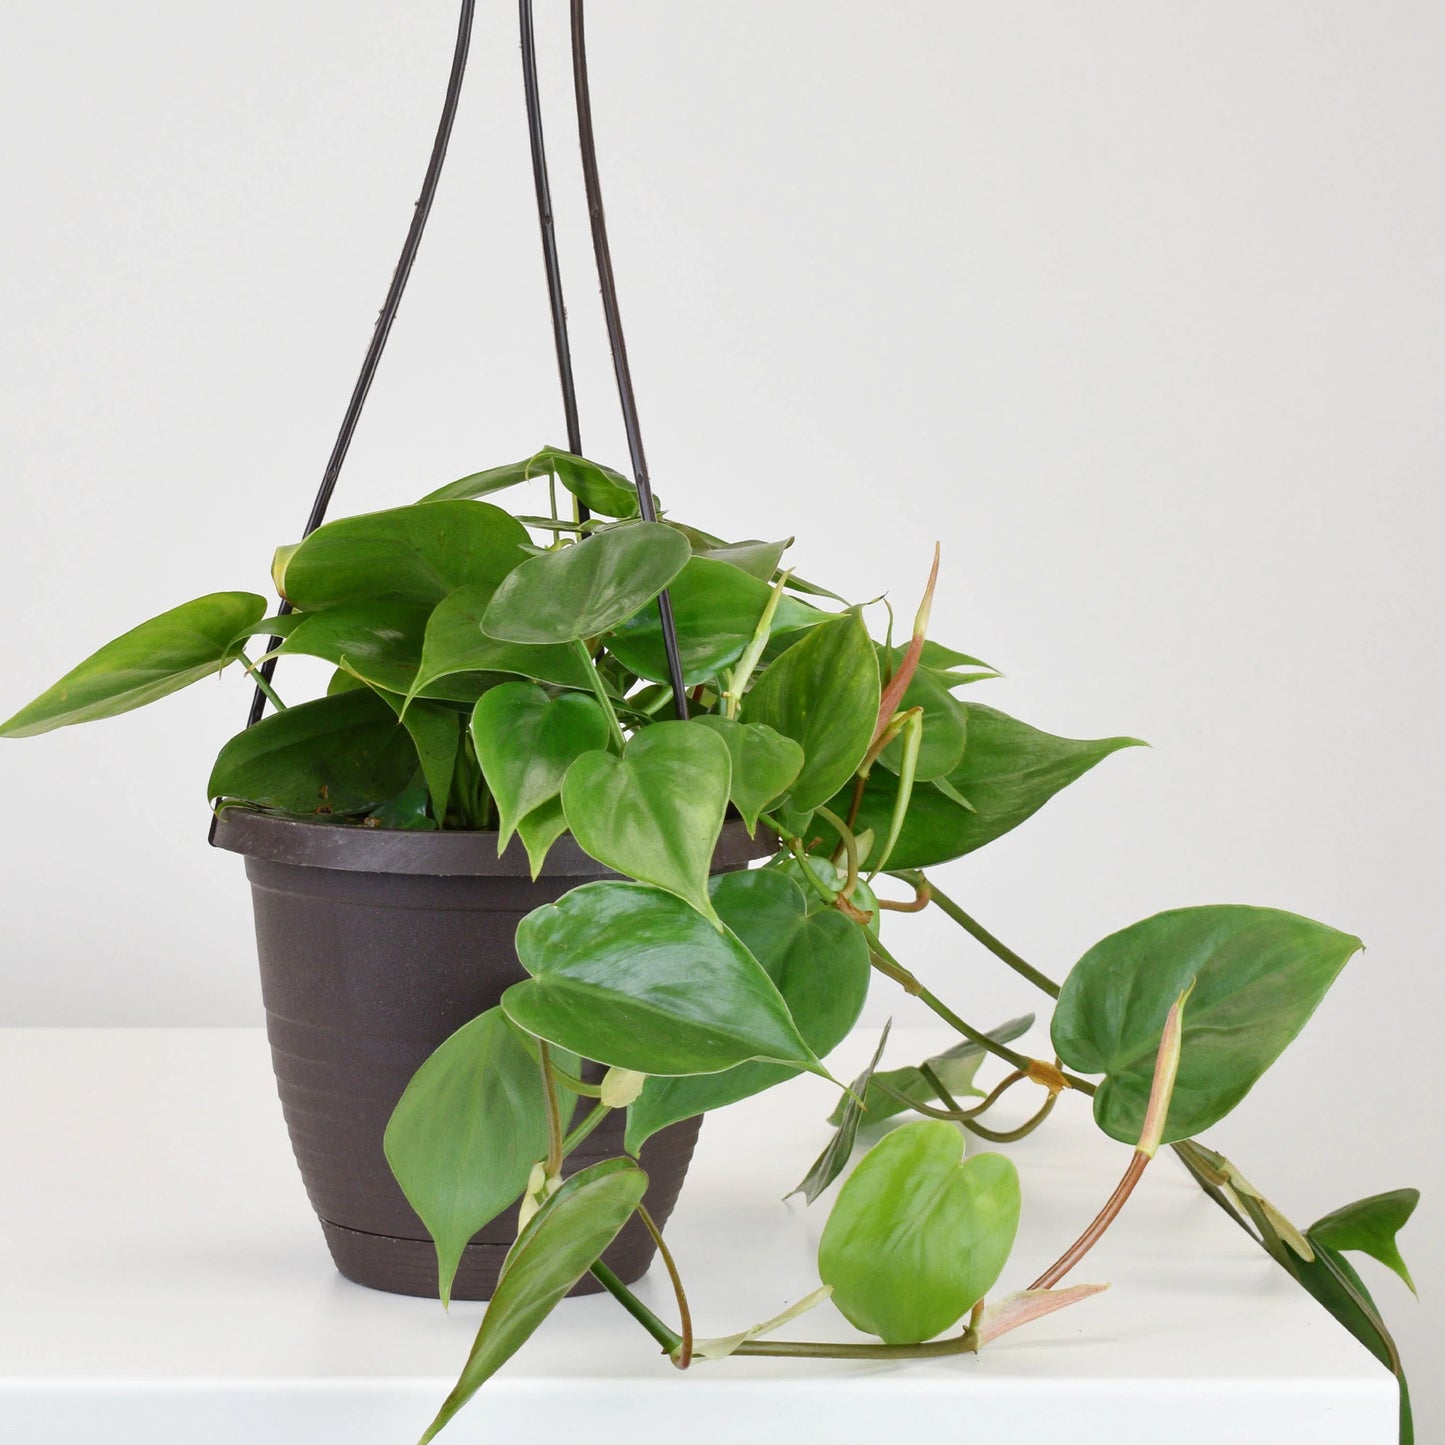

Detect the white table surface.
xmin=0 ymin=1027 xmax=1394 ymax=1444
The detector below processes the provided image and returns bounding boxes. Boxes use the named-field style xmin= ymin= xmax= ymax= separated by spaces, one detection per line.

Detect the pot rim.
xmin=208 ymin=806 xmax=769 ymax=878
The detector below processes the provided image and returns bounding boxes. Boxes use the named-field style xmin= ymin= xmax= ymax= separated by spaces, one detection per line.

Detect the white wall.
xmin=1 ymin=0 xmax=1439 ymax=1429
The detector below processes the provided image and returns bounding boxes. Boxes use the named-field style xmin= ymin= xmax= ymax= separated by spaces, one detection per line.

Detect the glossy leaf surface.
xmin=421 ymin=447 xmax=639 ymax=518
xmin=819 ymin=1121 xmax=1020 ymax=1343
xmin=504 ymin=882 xmax=821 ymax=1077
xmin=691 ymin=716 xmax=803 ymax=832
xmin=280 ymin=601 xmax=429 ymax=696
xmin=826 ymin=1015 xmax=1035 ymax=1127
xmin=839 ymin=703 xmax=1144 ymax=868
xmin=607 ymin=557 xmax=823 ymax=685
xmin=561 ymin=722 xmax=731 ymax=919
xmin=471 ymin=683 xmax=611 ymax=848
xmin=743 ymin=610 xmax=880 ymax=812
xmin=384 ymin=1009 xmax=577 ymax=1305
xmin=1 ymin=592 xmax=266 ymax=738
xmin=482 ymin=523 xmax=690 ymax=644
xmin=410 ymin=584 xmax=593 ymax=698
xmin=208 ymin=690 xmax=417 ymax=815
xmin=1053 ymin=905 xmax=1362 ymax=1144
xmin=516 ymin=797 xmax=569 ymax=879
xmin=1310 ymin=1189 xmax=1419 ymax=1294
xmin=418 ymin=1158 xmax=647 ymax=1444
xmin=278 ymin=501 xmax=530 ymax=610
xmin=625 ymin=869 xmax=870 ymax=1153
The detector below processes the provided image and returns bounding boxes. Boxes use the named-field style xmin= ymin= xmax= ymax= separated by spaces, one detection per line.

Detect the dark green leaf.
xmin=826 ymin=1015 xmax=1035 ymax=1127
xmin=384 ymin=1008 xmax=578 ymax=1305
xmin=561 ymin=722 xmax=731 ymax=919
xmin=1053 ymin=905 xmax=1362 ymax=1144
xmin=421 ymin=447 xmax=639 ymax=518
xmin=366 ymin=768 xmax=437 ymax=830
xmin=743 ymin=610 xmax=880 ymax=812
xmin=471 ymin=683 xmax=611 ymax=847
xmin=278 ymin=501 xmax=531 ymax=610
xmin=1 ymin=592 xmax=267 ymax=738
xmin=418 ymin=1158 xmax=647 ymax=1445
xmin=876 ymin=665 xmax=968 ymax=781
xmin=393 ymin=698 xmax=462 ymax=823
xmin=838 ymin=703 xmax=1144 ymax=869
xmin=773 ymin=855 xmax=880 ymax=937
xmin=482 ymin=523 xmax=690 ymax=645
xmin=788 ymin=1022 xmax=892 ymax=1205
xmin=410 ymin=583 xmax=594 ymax=698
xmin=819 ymin=1120 xmax=1020 ymax=1343
xmin=280 ymin=602 xmax=429 ymax=695
xmin=691 ymin=716 xmax=803 ymax=832
xmin=607 ymin=557 xmax=823 ymax=686
xmin=1310 ymin=1190 xmax=1419 ymax=1294
xmin=208 ymin=690 xmax=417 ymax=815
xmin=625 ymin=869 xmax=870 ymax=1153
xmin=891 ymin=639 xmax=997 ymax=688
xmin=503 ymin=881 xmax=823 ymax=1077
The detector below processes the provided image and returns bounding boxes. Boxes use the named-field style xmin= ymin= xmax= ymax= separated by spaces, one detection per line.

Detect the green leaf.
xmin=516 ymin=797 xmax=569 ymax=879
xmin=503 ymin=881 xmax=823 ymax=1077
xmin=773 ymin=855 xmax=880 ymax=937
xmin=838 ymin=703 xmax=1144 ymax=869
xmin=280 ymin=602 xmax=430 ymax=695
xmin=693 ymin=536 xmax=791 ymax=581
xmin=392 ymin=698 xmax=462 ymax=823
xmin=384 ymin=1009 xmax=578 ymax=1305
xmin=691 ymin=716 xmax=803 ymax=832
xmin=418 ymin=1157 xmax=648 ymax=1445
xmin=208 ymin=690 xmax=417 ymax=815
xmin=625 ymin=869 xmax=870 ymax=1153
xmin=1052 ymin=905 xmax=1363 ymax=1144
xmin=893 ymin=639 xmax=997 ymax=688
xmin=278 ymin=501 xmax=531 ymax=610
xmin=607 ymin=557 xmax=824 ymax=686
xmin=366 ymin=768 xmax=437 ymax=830
xmin=424 ymin=447 xmax=640 ymax=518
xmin=788 ymin=1022 xmax=892 ymax=1205
xmin=875 ymin=666 xmax=967 ymax=782
xmin=1 ymin=592 xmax=267 ymax=738
xmin=826 ymin=1015 xmax=1035 ymax=1128
xmin=1310 ymin=1190 xmax=1420 ymax=1295
xmin=482 ymin=522 xmax=691 ymax=645
xmin=561 ymin=722 xmax=731 ymax=919
xmin=743 ymin=610 xmax=880 ymax=812
xmin=471 ymin=683 xmax=611 ymax=848
xmin=409 ymin=584 xmax=594 ymax=698
xmin=819 ymin=1121 xmax=1020 ymax=1344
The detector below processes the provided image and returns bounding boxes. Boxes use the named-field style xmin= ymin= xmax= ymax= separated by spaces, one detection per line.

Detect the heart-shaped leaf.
xmin=625 ymin=869 xmax=870 ymax=1153
xmin=516 ymin=797 xmax=569 ymax=879
xmin=837 ymin=703 xmax=1145 ymax=869
xmin=743 ymin=610 xmax=880 ymax=812
xmin=280 ymin=602 xmax=431 ymax=695
xmin=607 ymin=557 xmax=825 ymax=686
xmin=418 ymin=1157 xmax=647 ymax=1445
xmin=826 ymin=1015 xmax=1036 ymax=1127
xmin=208 ymin=690 xmax=418 ymax=815
xmin=503 ymin=881 xmax=823 ymax=1077
xmin=421 ymin=448 xmax=640 ymax=519
xmin=278 ymin=501 xmax=531 ymax=611
xmin=384 ymin=1009 xmax=578 ymax=1305
xmin=1053 ymin=905 xmax=1363 ymax=1144
xmin=472 ymin=683 xmax=611 ymax=848
xmin=1310 ymin=1189 xmax=1420 ymax=1295
xmin=561 ymin=722 xmax=731 ymax=919
xmin=409 ymin=584 xmax=594 ymax=700
xmin=482 ymin=522 xmax=690 ymax=645
xmin=691 ymin=716 xmax=803 ymax=832
xmin=1 ymin=592 xmax=267 ymax=738
xmin=819 ymin=1120 xmax=1020 ymax=1343
xmin=386 ymin=697 xmax=462 ymax=823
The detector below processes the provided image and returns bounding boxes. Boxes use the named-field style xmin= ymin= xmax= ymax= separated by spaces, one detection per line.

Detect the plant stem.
xmin=572 ymin=639 xmax=627 ymax=751
xmin=538 ymin=1042 xmax=564 ymax=1177
xmin=962 ymin=1090 xmax=1058 ymax=1143
xmin=895 ymin=871 xmax=1061 ymax=999
xmin=815 ymin=805 xmax=859 ymax=898
xmin=236 ymin=651 xmax=287 ymax=713
xmin=1029 ymin=1151 xmax=1148 ymax=1291
xmin=638 ymin=1207 xmax=693 ymax=1369
xmin=589 ymin=1262 xmax=682 ymax=1353
xmin=562 ymin=1100 xmax=611 ymax=1154
xmin=731 ymin=1331 xmax=977 ymax=1361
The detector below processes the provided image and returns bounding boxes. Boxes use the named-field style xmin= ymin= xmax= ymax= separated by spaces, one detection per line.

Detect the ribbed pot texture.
xmin=211 ymin=810 xmax=769 ymax=1300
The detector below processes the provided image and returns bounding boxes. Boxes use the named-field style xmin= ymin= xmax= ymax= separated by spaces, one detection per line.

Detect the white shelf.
xmin=0 ymin=1027 xmax=1394 ymax=1443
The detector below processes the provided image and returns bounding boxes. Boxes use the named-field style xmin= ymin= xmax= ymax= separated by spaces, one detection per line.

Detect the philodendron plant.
xmin=1 ymin=447 xmax=1419 ymax=1443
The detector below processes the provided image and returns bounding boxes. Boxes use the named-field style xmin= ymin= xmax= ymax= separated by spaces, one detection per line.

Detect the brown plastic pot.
xmin=211 ymin=809 xmax=768 ymax=1300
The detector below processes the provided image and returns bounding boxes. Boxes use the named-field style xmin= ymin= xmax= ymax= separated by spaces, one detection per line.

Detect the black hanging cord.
xmin=519 ymin=0 xmax=585 ymax=496
xmin=570 ymin=0 xmax=689 ymax=719
xmin=246 ymin=0 xmax=478 ymax=728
